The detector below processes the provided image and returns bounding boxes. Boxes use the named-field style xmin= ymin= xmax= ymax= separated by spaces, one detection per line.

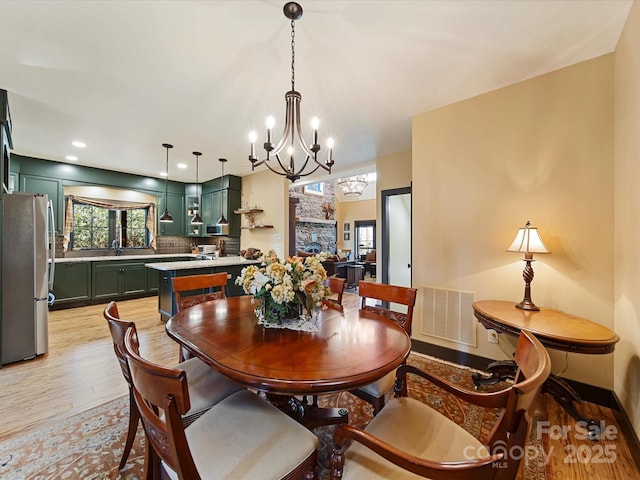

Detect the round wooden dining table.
xmin=165 ymin=295 xmax=411 ymax=428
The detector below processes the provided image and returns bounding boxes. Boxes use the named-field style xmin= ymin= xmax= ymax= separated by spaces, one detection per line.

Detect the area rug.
xmin=0 ymin=353 xmax=545 ymax=480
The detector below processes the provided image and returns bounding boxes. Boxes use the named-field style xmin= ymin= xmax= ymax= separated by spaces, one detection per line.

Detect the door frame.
xmin=381 ymin=186 xmax=412 ymax=286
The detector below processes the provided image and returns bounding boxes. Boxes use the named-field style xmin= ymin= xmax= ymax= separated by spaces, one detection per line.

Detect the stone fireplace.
xmin=289 ymin=181 xmax=337 ymax=254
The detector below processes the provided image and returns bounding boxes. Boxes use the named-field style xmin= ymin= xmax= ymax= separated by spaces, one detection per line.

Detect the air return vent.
xmin=421 ymin=287 xmax=476 ymax=347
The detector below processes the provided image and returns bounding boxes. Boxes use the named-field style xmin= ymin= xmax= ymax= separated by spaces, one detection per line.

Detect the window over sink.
xmin=71 ymin=201 xmax=149 ymax=250
xmin=63 ymin=186 xmax=158 ymax=252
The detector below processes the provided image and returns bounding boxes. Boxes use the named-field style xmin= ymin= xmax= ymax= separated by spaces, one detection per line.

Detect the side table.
xmin=472 ymin=300 xmax=619 ymax=440
xmin=345 ymin=264 xmax=365 ymax=289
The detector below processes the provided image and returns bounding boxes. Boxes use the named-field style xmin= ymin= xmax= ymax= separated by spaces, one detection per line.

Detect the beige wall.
xmin=614 ymin=1 xmax=640 ymax=434
xmin=335 ymin=198 xmax=376 ymax=255
xmin=411 ymin=55 xmax=615 ymax=389
xmin=375 ymin=150 xmax=412 ymax=265
xmin=239 ymin=170 xmax=289 ymax=258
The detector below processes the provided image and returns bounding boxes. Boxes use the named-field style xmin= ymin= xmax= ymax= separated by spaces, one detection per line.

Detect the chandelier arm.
xmin=313 ymin=158 xmax=332 ymax=173
xmin=293 ymin=95 xmax=317 ymax=158
xmin=295 ymin=161 xmax=322 ymax=178
xmin=270 ymin=92 xmax=297 ymax=156
xmin=291 ymin=153 xmax=312 ymax=177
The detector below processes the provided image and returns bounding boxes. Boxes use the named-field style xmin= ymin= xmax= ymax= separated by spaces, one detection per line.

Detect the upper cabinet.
xmin=20 ymin=174 xmax=64 ymax=234
xmin=200 ymin=175 xmax=241 ymax=237
xmin=158 ymin=193 xmax=185 ymax=236
xmin=1 ymin=89 xmax=12 ymax=200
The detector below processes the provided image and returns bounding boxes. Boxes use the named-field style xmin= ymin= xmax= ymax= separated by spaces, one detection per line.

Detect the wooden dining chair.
xmin=330 ymin=330 xmax=551 ymax=480
xmin=172 ymin=272 xmax=229 ymax=361
xmin=323 ymin=277 xmax=346 ymax=311
xmin=172 ymin=272 xmax=229 ymax=311
xmin=351 ymin=281 xmax=417 ymax=414
xmin=122 ymin=327 xmax=319 ymax=480
xmin=103 ymin=301 xmax=243 ymax=470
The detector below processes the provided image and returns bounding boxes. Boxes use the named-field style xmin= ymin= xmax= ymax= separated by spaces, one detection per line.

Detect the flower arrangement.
xmin=235 ymin=250 xmax=331 ymax=326
xmin=321 ymin=202 xmax=335 ymax=219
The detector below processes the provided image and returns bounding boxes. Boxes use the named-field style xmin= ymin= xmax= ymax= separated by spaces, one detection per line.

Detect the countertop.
xmin=145 ymin=256 xmax=260 ymax=271
xmin=55 ymin=253 xmax=196 ymax=263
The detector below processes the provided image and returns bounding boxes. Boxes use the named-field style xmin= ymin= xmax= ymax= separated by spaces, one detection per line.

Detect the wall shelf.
xmin=235 ymin=208 xmax=271 ymax=229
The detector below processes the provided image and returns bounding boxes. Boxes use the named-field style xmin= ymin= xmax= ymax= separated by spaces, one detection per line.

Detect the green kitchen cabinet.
xmin=200 ymin=188 xmax=241 ymax=236
xmin=20 ymin=174 xmax=63 ymax=233
xmin=92 ymin=261 xmax=148 ymax=301
xmin=158 ymin=193 xmax=185 ymax=236
xmin=51 ymin=262 xmax=91 ymax=307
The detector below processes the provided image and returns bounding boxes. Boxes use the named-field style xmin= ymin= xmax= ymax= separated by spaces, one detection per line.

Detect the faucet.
xmin=111 ymin=240 xmax=122 ymax=256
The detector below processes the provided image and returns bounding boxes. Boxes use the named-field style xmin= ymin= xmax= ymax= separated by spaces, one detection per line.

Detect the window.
xmin=70 ymin=200 xmax=149 ymax=250
xmin=354 ymin=220 xmax=376 ymax=261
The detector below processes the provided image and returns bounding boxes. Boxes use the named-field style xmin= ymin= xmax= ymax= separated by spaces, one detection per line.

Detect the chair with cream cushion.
xmin=350 ymin=281 xmax=417 ymax=414
xmin=103 ymin=301 xmax=243 ymax=470
xmin=123 ymin=327 xmax=318 ymax=480
xmin=330 ymin=330 xmax=551 ymax=480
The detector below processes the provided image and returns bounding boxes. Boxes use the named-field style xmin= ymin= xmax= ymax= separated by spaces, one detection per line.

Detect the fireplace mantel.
xmin=296 ymin=217 xmax=336 ymax=225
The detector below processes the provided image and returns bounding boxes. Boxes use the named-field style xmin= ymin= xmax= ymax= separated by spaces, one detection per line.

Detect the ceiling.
xmin=0 ymin=0 xmax=632 ymax=185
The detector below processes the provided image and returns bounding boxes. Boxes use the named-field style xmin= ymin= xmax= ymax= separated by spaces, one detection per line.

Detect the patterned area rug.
xmin=0 ymin=352 xmax=546 ymax=480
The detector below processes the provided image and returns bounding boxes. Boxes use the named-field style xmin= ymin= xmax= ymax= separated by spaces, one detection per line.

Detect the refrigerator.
xmin=1 ymin=192 xmax=55 ymax=365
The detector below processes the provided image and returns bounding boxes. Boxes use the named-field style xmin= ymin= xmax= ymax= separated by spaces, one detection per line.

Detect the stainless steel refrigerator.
xmin=1 ymin=192 xmax=55 ymax=365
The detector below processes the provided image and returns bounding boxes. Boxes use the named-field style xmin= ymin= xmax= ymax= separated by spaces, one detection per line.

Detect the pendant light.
xmin=191 ymin=151 xmax=203 ymax=225
xmin=159 ymin=143 xmax=174 ymax=223
xmin=216 ymin=158 xmax=228 ymax=225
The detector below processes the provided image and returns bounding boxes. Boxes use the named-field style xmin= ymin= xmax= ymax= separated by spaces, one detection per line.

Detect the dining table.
xmin=165 ymin=295 xmax=412 ymax=428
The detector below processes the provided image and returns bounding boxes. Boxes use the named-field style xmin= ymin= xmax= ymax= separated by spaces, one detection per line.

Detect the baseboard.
xmin=611 ymin=390 xmax=640 ymax=470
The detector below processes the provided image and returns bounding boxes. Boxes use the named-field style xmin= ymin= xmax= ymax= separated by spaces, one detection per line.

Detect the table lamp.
xmin=506 ymin=221 xmax=550 ymax=311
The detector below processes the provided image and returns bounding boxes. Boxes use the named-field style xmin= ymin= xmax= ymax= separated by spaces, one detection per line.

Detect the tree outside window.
xmin=71 ymin=201 xmax=149 ymax=250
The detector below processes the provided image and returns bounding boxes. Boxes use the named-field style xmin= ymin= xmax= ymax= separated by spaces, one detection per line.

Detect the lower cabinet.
xmin=92 ymin=261 xmax=149 ymax=301
xmin=51 ymin=262 xmax=92 ymax=307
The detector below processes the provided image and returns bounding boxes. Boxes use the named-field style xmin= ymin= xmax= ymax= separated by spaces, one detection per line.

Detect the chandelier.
xmin=338 ymin=175 xmax=368 ymax=196
xmin=248 ymin=2 xmax=335 ymax=182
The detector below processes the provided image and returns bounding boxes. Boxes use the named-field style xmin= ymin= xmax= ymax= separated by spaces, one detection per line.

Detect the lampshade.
xmin=506 ymin=220 xmax=550 ymax=311
xmin=506 ymin=221 xmax=550 ymax=256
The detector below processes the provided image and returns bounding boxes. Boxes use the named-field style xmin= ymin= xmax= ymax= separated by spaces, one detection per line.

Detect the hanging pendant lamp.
xmin=159 ymin=143 xmax=174 ymax=223
xmin=191 ymin=151 xmax=203 ymax=225
xmin=216 ymin=158 xmax=228 ymax=225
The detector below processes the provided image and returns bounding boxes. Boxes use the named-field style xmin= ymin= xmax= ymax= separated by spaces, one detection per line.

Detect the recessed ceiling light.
xmin=177 ymin=163 xmax=187 ymax=169
xmin=65 ymin=155 xmax=78 ymax=161
xmin=71 ymin=141 xmax=86 ymax=148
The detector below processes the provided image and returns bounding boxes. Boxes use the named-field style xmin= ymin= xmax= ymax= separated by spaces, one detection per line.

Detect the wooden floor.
xmin=0 ymin=293 xmax=638 ymax=479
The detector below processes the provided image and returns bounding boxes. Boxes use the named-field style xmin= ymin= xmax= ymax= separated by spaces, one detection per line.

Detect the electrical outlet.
xmin=487 ymin=329 xmax=499 ymax=344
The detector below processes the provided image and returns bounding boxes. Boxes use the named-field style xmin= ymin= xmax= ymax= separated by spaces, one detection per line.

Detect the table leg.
xmin=266 ymin=394 xmax=349 ymax=429
xmin=472 ymin=360 xmax=602 ymax=441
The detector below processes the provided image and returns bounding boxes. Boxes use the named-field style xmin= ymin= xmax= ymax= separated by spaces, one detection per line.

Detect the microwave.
xmin=205 ymin=223 xmax=229 ymax=236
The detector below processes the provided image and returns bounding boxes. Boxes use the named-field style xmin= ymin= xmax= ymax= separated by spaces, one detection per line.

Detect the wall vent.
xmin=421 ymin=287 xmax=476 ymax=347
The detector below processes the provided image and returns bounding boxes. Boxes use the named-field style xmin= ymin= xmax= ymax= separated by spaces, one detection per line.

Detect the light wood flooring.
xmin=0 ymin=294 xmax=638 ymax=479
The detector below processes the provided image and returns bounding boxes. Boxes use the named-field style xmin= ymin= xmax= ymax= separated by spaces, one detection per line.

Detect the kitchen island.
xmin=145 ymin=256 xmax=260 ymax=321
